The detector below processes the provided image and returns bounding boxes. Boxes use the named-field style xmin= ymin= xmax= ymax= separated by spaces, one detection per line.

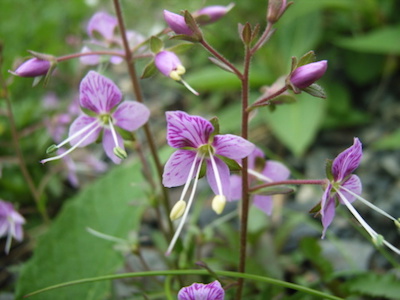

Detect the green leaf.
xmin=15 ymin=162 xmax=147 ymax=300
xmin=371 ymin=129 xmax=400 ymax=150
xmin=251 ymin=185 xmax=295 ymax=196
xmin=149 ymin=36 xmax=163 ymax=53
xmin=265 ymin=94 xmax=327 ymax=157
xmin=334 ymin=25 xmax=400 ymax=54
xmin=343 ymin=273 xmax=400 ymax=299
xmin=141 ymin=59 xmax=157 ymax=79
xmin=166 ymin=42 xmax=194 ymax=54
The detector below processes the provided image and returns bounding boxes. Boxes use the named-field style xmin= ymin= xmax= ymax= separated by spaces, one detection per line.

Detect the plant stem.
xmin=112 ymin=0 xmax=173 ymax=237
xmin=236 ymin=45 xmax=252 ymax=300
xmin=0 ymin=71 xmax=49 ymax=223
xmin=249 ymin=86 xmax=288 ymax=110
xmin=249 ymin=179 xmax=326 ymax=193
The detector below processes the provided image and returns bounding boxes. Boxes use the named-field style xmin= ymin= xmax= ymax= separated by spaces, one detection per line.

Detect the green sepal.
xmin=240 ymin=22 xmax=253 ymax=45
xmin=325 ymin=159 xmax=334 ymax=181
xmin=167 ymin=42 xmax=194 ymax=54
xmin=183 ymin=10 xmax=202 ymax=40
xmin=309 ymin=201 xmax=321 ymax=215
xmin=297 ymin=50 xmax=316 ymax=68
xmin=149 ymin=36 xmax=163 ymax=54
xmin=198 ymin=160 xmax=207 ymax=179
xmin=116 ymin=126 xmax=135 ymax=141
xmin=251 ymin=24 xmax=260 ymax=42
xmin=251 ymin=185 xmax=295 ymax=196
xmin=216 ymin=155 xmax=242 ymax=172
xmin=80 ymin=107 xmax=98 ymax=117
xmin=209 ymin=116 xmax=220 ymax=141
xmin=141 ymin=59 xmax=157 ymax=79
xmin=303 ymin=83 xmax=327 ymax=99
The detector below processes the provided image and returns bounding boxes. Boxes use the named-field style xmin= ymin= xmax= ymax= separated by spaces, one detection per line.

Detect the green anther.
xmin=46 ymin=144 xmax=58 ymax=154
xmin=113 ymin=147 xmax=127 ymax=159
xmin=372 ymin=234 xmax=384 ymax=247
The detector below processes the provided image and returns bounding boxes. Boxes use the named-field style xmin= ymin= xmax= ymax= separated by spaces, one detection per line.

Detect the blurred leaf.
xmin=15 ymin=162 xmax=147 ymax=300
xmin=343 ymin=273 xmax=400 ymax=299
xmin=371 ymin=129 xmax=400 ymax=150
xmin=300 ymin=237 xmax=333 ymax=279
xmin=265 ymin=94 xmax=327 ymax=157
xmin=334 ymin=25 xmax=400 ymax=54
xmin=149 ymin=36 xmax=163 ymax=54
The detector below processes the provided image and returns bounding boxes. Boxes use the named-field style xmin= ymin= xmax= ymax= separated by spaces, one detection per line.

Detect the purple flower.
xmin=194 ymin=4 xmax=234 ymax=25
xmin=163 ymin=111 xmax=254 ymax=254
xmin=0 ymin=200 xmax=25 ymax=254
xmin=80 ymin=11 xmax=145 ymax=65
xmin=230 ymin=147 xmax=290 ymax=215
xmin=163 ymin=10 xmax=193 ymax=35
xmin=11 ymin=58 xmax=51 ymax=77
xmin=178 ymin=280 xmax=225 ymax=300
xmin=41 ymin=71 xmax=150 ymax=164
xmin=320 ymin=138 xmax=362 ymax=238
xmin=290 ymin=60 xmax=327 ymax=89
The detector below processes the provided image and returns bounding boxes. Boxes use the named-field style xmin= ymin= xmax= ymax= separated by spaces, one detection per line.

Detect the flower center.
xmin=198 ymin=144 xmax=214 ymax=156
xmin=99 ymin=114 xmax=112 ymax=126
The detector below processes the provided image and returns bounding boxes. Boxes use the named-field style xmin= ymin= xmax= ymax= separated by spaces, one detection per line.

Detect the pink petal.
xmin=332 ymin=137 xmax=362 ymax=182
xmin=79 ymin=46 xmax=100 ymax=65
xmin=87 ymin=11 xmax=118 ymax=41
xmin=163 ymin=150 xmax=200 ymax=187
xmin=102 ymin=129 xmax=124 ymax=164
xmin=320 ymin=184 xmax=336 ymax=238
xmin=68 ymin=115 xmax=101 ymax=147
xmin=253 ymin=195 xmax=273 ymax=215
xmin=229 ymin=174 xmax=242 ymax=201
xmin=262 ymin=160 xmax=290 ymax=181
xmin=178 ymin=280 xmax=224 ymax=300
xmin=79 ymin=71 xmax=122 ymax=114
xmin=206 ymin=157 xmax=230 ymax=198
xmin=166 ymin=111 xmax=214 ymax=149
xmin=213 ymin=134 xmax=255 ymax=160
xmin=338 ymin=174 xmax=362 ymax=204
xmin=113 ymin=101 xmax=150 ymax=131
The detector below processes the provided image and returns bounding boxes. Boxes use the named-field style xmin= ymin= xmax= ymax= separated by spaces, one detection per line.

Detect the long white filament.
xmin=166 ymin=155 xmax=205 ymax=256
xmin=108 ymin=118 xmax=120 ymax=148
xmin=208 ymin=149 xmax=224 ymax=196
xmin=247 ymin=168 xmax=273 ymax=182
xmin=55 ymin=120 xmax=100 ymax=149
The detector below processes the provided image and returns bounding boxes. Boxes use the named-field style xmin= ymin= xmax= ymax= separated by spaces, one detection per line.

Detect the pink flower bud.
xmin=154 ymin=51 xmax=185 ymax=80
xmin=290 ymin=60 xmax=327 ymax=89
xmin=267 ymin=0 xmax=287 ymax=23
xmin=163 ymin=10 xmax=193 ymax=35
xmin=12 ymin=58 xmax=51 ymax=77
xmin=194 ymin=4 xmax=234 ymax=25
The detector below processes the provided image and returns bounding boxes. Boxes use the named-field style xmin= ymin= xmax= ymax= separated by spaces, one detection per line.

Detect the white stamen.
xmin=208 ymin=149 xmax=224 ymax=196
xmin=166 ymin=155 xmax=205 ymax=256
xmin=55 ymin=120 xmax=100 ymax=149
xmin=41 ymin=123 xmax=102 ymax=163
xmin=247 ymin=168 xmax=273 ymax=182
xmin=5 ymin=217 xmax=14 ymax=254
xmin=180 ymin=79 xmax=199 ymax=96
xmin=108 ymin=118 xmax=119 ymax=148
xmin=86 ymin=227 xmax=126 ymax=244
xmin=340 ymin=186 xmax=397 ymax=222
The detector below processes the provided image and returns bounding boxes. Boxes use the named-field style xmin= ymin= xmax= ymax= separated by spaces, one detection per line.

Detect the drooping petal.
xmin=206 ymin=157 xmax=230 ymax=198
xmin=178 ymin=280 xmax=225 ymax=300
xmin=229 ymin=174 xmax=242 ymax=201
xmin=213 ymin=134 xmax=255 ymax=160
xmin=163 ymin=150 xmax=200 ymax=187
xmin=338 ymin=174 xmax=362 ymax=204
xmin=332 ymin=138 xmax=362 ymax=182
xmin=68 ymin=115 xmax=101 ymax=147
xmin=166 ymin=111 xmax=214 ymax=149
xmin=113 ymin=101 xmax=150 ymax=131
xmin=262 ymin=160 xmax=290 ymax=181
xmin=102 ymin=129 xmax=124 ymax=164
xmin=320 ymin=184 xmax=336 ymax=238
xmin=253 ymin=194 xmax=274 ymax=215
xmin=87 ymin=11 xmax=118 ymax=41
xmin=79 ymin=71 xmax=122 ymax=114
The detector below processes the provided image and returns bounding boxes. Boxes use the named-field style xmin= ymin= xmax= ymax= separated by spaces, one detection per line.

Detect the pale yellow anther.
xmin=169 ymin=71 xmax=182 ymax=81
xmin=170 ymin=200 xmax=187 ymax=221
xmin=176 ymin=65 xmax=186 ymax=75
xmin=212 ymin=195 xmax=226 ymax=215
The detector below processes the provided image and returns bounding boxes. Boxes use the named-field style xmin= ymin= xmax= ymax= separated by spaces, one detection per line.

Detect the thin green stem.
xmin=24 ymin=269 xmax=345 ymax=300
xmin=250 ymin=179 xmax=326 ymax=193
xmin=112 ymin=0 xmax=173 ymax=237
xmin=236 ymin=45 xmax=252 ymax=300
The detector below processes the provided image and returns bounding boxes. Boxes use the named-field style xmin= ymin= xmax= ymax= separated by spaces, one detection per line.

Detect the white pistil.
xmin=166 ymin=154 xmax=205 ymax=256
xmin=180 ymin=79 xmax=199 ymax=96
xmin=335 ymin=187 xmax=400 ymax=255
xmin=208 ymin=149 xmax=224 ymax=196
xmin=247 ymin=168 xmax=273 ymax=182
xmin=108 ymin=118 xmax=119 ymax=148
xmin=340 ymin=186 xmax=397 ymax=222
xmin=54 ymin=120 xmax=100 ymax=149
xmin=41 ymin=123 xmax=101 ymax=163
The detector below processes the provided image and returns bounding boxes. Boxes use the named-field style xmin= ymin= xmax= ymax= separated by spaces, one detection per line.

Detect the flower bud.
xmin=212 ymin=195 xmax=226 ymax=215
xmin=290 ymin=60 xmax=327 ymax=89
xmin=170 ymin=200 xmax=186 ymax=221
xmin=267 ymin=0 xmax=287 ymax=24
xmin=194 ymin=4 xmax=234 ymax=25
xmin=155 ymin=51 xmax=185 ymax=80
xmin=163 ymin=10 xmax=193 ymax=35
xmin=11 ymin=58 xmax=51 ymax=77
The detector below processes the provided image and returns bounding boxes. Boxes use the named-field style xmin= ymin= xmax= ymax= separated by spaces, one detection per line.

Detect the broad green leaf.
xmin=16 ymin=162 xmax=147 ymax=300
xmin=334 ymin=25 xmax=400 ymax=54
xmin=372 ymin=129 xmax=400 ymax=150
xmin=265 ymin=94 xmax=327 ymax=157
